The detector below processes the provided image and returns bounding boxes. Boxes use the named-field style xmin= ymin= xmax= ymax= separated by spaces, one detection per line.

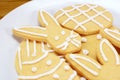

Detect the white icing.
xmin=22 ymin=26 xmax=46 ymax=30
xmin=19 ymin=59 xmax=65 ymax=79
xmin=32 ymin=40 xmax=37 ymax=56
xmin=32 ymin=67 xmax=37 ymax=72
xmin=46 ymin=43 xmax=51 ymax=48
xmin=46 ymin=60 xmax=52 ymax=66
xmin=55 ymin=36 xmax=60 ymax=40
xmin=53 ymin=74 xmax=59 ymax=79
xmin=61 ymin=30 xmax=66 ymax=35
xmin=81 ymin=37 xmax=87 ymax=43
xmin=104 ymin=28 xmax=120 ymax=41
xmin=14 ymin=28 xmax=48 ymax=37
xmin=70 ymin=54 xmax=101 ymax=76
xmin=82 ymin=49 xmax=89 ymax=55
xmin=59 ymin=56 xmax=64 ymax=58
xmin=80 ymin=77 xmax=86 ymax=80
xmin=68 ymin=71 xmax=77 ymax=80
xmin=64 ymin=65 xmax=70 ymax=71
xmin=22 ymin=42 xmax=53 ymax=64
xmin=26 ymin=39 xmax=30 ymax=57
xmin=114 ymin=29 xmax=119 ymax=32
xmin=39 ymin=10 xmax=48 ymax=25
xmin=56 ymin=4 xmax=111 ymax=31
xmin=86 ymin=4 xmax=111 ymax=22
xmin=100 ymin=39 xmax=108 ymax=62
xmin=100 ymin=39 xmax=120 ymax=65
xmin=18 ymin=47 xmax=22 ymax=70
xmin=56 ymin=31 xmax=81 ymax=50
xmin=97 ymin=34 xmax=102 ymax=40
xmin=40 ymin=10 xmax=60 ymax=26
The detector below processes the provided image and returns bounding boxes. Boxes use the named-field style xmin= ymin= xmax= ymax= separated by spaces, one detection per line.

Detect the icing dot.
xmin=64 ymin=65 xmax=70 ymax=71
xmin=61 ymin=31 xmax=66 ymax=35
xmin=46 ymin=60 xmax=52 ymax=66
xmin=53 ymin=74 xmax=59 ymax=79
xmin=82 ymin=49 xmax=89 ymax=55
xmin=80 ymin=77 xmax=86 ymax=80
xmin=81 ymin=37 xmax=87 ymax=43
xmin=97 ymin=34 xmax=102 ymax=40
xmin=55 ymin=36 xmax=59 ymax=40
xmin=32 ymin=67 xmax=37 ymax=72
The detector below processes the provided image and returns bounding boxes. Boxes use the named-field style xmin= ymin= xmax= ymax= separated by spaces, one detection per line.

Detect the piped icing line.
xmin=56 ymin=31 xmax=81 ymax=50
xmin=39 ymin=10 xmax=48 ymax=25
xmin=72 ymin=5 xmax=108 ymax=28
xmin=69 ymin=54 xmax=100 ymax=76
xmin=32 ymin=40 xmax=37 ymax=56
xmin=68 ymin=71 xmax=77 ymax=80
xmin=23 ymin=26 xmax=46 ymax=30
xmin=22 ymin=42 xmax=53 ymax=64
xmin=100 ymin=39 xmax=120 ymax=65
xmin=17 ymin=47 xmax=22 ymax=70
xmin=104 ymin=28 xmax=120 ymax=41
xmin=86 ymin=4 xmax=111 ymax=22
xmin=18 ymin=59 xmax=65 ymax=79
xmin=59 ymin=9 xmax=87 ymax=31
xmin=40 ymin=10 xmax=60 ymax=26
xmin=14 ymin=28 xmax=48 ymax=37
xmin=56 ymin=4 xmax=110 ymax=32
xmin=100 ymin=39 xmax=108 ymax=62
xmin=55 ymin=4 xmax=86 ymax=19
xmin=26 ymin=39 xmax=30 ymax=57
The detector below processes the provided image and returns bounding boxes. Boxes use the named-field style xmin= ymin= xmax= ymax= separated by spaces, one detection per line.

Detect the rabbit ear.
xmin=13 ymin=26 xmax=47 ymax=41
xmin=66 ymin=54 xmax=101 ymax=79
xmin=38 ymin=10 xmax=60 ymax=27
xmin=97 ymin=38 xmax=120 ymax=65
xmin=101 ymin=28 xmax=120 ymax=48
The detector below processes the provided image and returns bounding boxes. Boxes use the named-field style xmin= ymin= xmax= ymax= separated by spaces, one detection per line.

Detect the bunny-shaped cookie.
xmin=15 ymin=40 xmax=80 ymax=80
xmin=66 ymin=39 xmax=120 ymax=80
xmin=13 ymin=10 xmax=82 ymax=54
xmin=100 ymin=28 xmax=120 ymax=48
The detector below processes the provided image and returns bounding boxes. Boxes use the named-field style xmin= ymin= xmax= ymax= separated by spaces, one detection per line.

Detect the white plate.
xmin=0 ymin=0 xmax=120 ymax=80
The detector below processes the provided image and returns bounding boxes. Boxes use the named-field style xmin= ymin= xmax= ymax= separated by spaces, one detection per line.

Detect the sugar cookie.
xmin=100 ymin=28 xmax=120 ymax=48
xmin=54 ymin=4 xmax=113 ymax=35
xmin=65 ymin=39 xmax=120 ymax=80
xmin=76 ymin=34 xmax=102 ymax=60
xmin=13 ymin=10 xmax=82 ymax=54
xmin=15 ymin=40 xmax=80 ymax=80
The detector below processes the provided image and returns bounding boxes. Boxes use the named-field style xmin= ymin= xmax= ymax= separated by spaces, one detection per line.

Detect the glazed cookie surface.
xmin=76 ymin=34 xmax=102 ymax=60
xmin=13 ymin=10 xmax=82 ymax=54
xmin=54 ymin=4 xmax=113 ymax=35
xmin=15 ymin=40 xmax=80 ymax=80
xmin=65 ymin=39 xmax=120 ymax=80
xmin=100 ymin=28 xmax=120 ymax=48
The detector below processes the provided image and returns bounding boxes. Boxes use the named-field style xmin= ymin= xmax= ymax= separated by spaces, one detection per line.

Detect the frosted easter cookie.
xmin=13 ymin=10 xmax=82 ymax=54
xmin=100 ymin=28 xmax=120 ymax=48
xmin=65 ymin=39 xmax=120 ymax=80
xmin=15 ymin=40 xmax=80 ymax=80
xmin=54 ymin=4 xmax=113 ymax=35
xmin=77 ymin=34 xmax=102 ymax=60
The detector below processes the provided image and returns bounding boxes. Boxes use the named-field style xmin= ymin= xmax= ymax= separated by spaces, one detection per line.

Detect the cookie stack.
xmin=13 ymin=4 xmax=120 ymax=80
